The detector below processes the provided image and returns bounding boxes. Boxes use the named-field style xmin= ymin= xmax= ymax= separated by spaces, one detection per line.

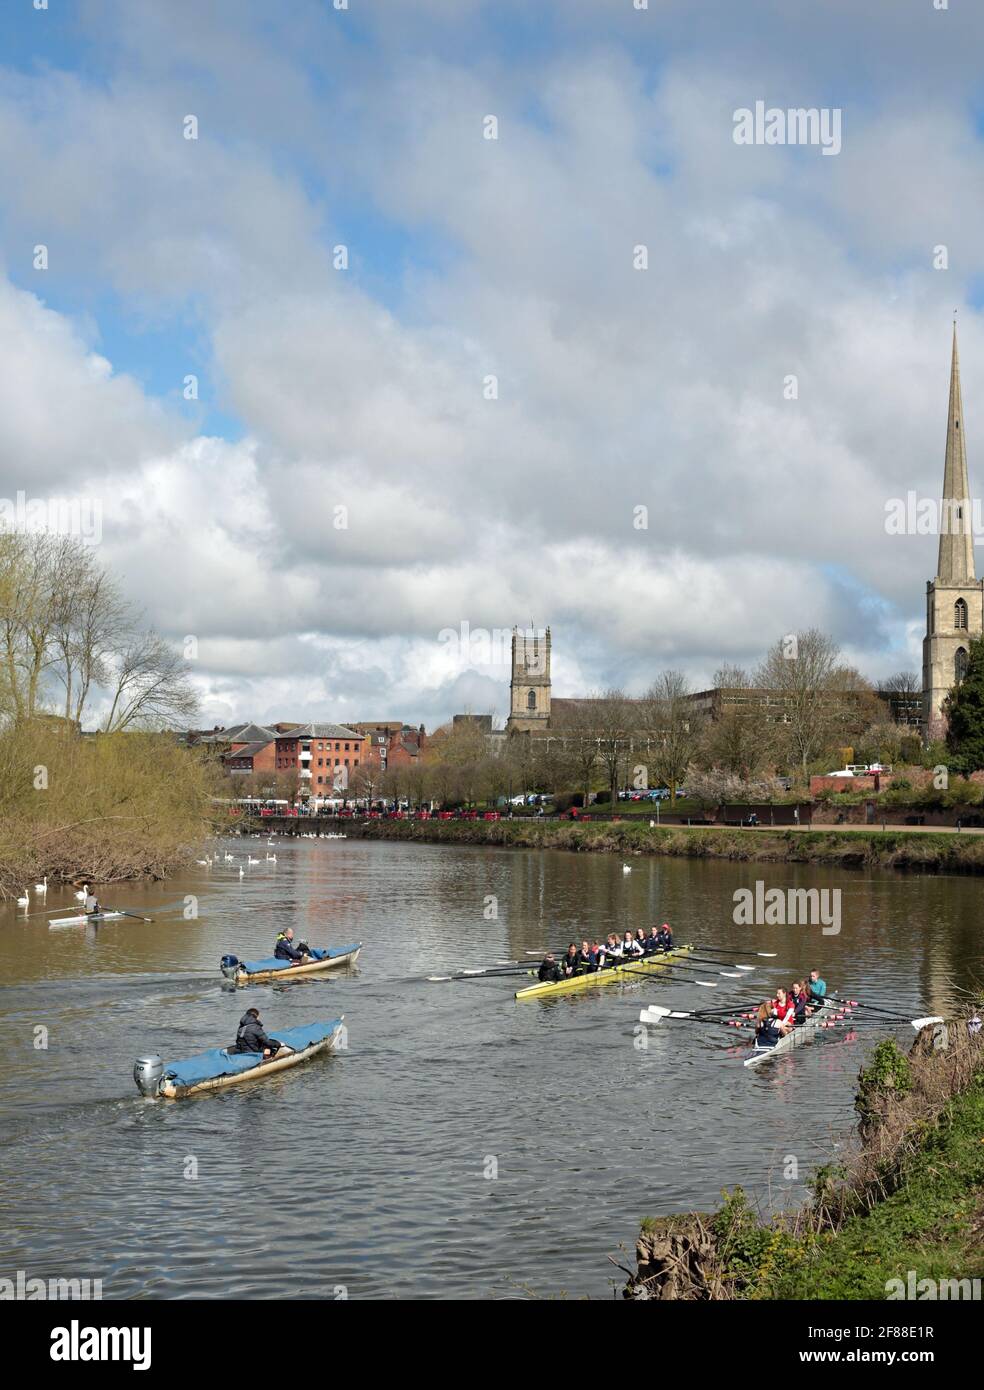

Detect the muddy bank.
xmin=342 ymin=815 xmax=984 ymax=875
xmin=623 ymin=1019 xmax=984 ymax=1300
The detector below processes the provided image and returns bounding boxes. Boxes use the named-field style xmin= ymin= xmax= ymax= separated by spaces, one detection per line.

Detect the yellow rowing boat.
xmin=514 ymin=945 xmax=694 ymax=1000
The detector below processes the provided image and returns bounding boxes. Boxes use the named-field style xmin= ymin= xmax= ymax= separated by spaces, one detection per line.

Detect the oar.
xmin=829 ymin=996 xmax=944 ymax=1029
xmin=106 ymin=908 xmax=155 ymax=923
xmin=638 ymin=1005 xmax=755 ymax=1033
xmin=695 ymin=947 xmax=779 ymax=959
xmin=425 ymin=965 xmax=533 ymax=982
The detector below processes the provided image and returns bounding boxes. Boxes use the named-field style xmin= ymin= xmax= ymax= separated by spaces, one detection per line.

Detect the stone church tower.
xmin=922 ymin=326 xmax=984 ymax=737
xmin=507 ymin=626 xmax=551 ymax=732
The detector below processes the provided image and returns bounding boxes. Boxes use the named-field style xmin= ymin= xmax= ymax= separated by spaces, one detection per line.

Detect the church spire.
xmin=937 ymin=322 xmax=976 ymax=583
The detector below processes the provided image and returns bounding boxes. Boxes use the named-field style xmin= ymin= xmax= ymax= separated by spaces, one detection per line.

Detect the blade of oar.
xmin=110 ymin=909 xmax=154 ymax=923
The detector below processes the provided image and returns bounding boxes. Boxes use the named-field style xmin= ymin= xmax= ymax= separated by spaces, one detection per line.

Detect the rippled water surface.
xmin=0 ymin=837 xmax=980 ymax=1299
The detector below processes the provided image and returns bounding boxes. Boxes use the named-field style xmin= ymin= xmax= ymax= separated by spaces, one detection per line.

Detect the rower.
xmin=773 ymin=987 xmax=795 ymax=1035
xmin=84 ymin=890 xmax=101 ymax=918
xmin=274 ymin=928 xmax=308 ymax=965
xmin=791 ymin=981 xmax=810 ymax=1024
xmin=622 ymin=930 xmax=643 ymax=957
xmin=580 ymin=939 xmax=599 ymax=973
xmin=230 ymin=1007 xmax=286 ymax=1059
xmin=561 ymin=943 xmax=580 ymax=978
xmin=807 ymin=969 xmax=827 ymax=1004
xmin=644 ymin=925 xmax=661 ymax=955
xmin=634 ymin=927 xmax=647 ymax=954
xmin=537 ymin=952 xmax=562 ymax=983
xmin=656 ymin=923 xmax=673 ymax=950
xmin=605 ymin=932 xmax=623 ymax=961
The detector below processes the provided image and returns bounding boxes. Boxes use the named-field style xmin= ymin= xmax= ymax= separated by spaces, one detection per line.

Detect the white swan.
xmin=247 ymin=856 xmax=260 ymax=865
xmin=16 ymin=890 xmax=29 ymax=907
xmin=75 ymin=884 xmax=89 ymax=902
xmin=622 ymin=864 xmax=632 ymax=874
xmin=266 ymin=854 xmax=277 ymax=863
xmin=239 ymin=865 xmax=245 ymax=878
xmin=35 ymin=876 xmax=48 ymax=894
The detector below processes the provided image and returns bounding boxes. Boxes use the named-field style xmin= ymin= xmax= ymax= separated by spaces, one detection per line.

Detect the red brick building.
xmin=274 ymin=723 xmax=369 ymax=794
xmin=350 ymin=722 xmax=426 ymax=773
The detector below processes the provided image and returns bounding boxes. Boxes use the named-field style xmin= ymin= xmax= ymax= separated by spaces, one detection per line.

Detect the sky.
xmin=2 ymin=0 xmax=983 ymax=730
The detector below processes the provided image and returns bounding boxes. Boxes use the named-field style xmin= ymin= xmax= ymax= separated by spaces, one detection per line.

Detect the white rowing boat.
xmin=48 ymin=911 xmax=128 ymax=928
xmin=743 ymin=997 xmax=839 ymax=1068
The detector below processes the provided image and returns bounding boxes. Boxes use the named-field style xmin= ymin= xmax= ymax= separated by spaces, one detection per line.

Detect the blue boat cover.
xmin=240 ymin=942 xmax=359 ymax=974
xmin=162 ymin=1018 xmax=344 ymax=1088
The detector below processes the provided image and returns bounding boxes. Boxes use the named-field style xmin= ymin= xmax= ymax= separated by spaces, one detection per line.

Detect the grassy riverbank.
xmin=0 ymin=723 xmax=221 ymax=898
xmin=627 ymin=1026 xmax=984 ymax=1301
xmin=347 ymin=815 xmax=984 ymax=874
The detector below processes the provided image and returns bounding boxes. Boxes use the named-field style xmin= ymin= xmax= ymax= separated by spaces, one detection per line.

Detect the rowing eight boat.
xmin=514 ymin=944 xmax=694 ymax=1000
xmin=743 ymin=997 xmax=839 ymax=1068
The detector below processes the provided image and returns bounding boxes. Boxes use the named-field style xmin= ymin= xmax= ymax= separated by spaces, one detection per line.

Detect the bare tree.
xmin=102 ymin=631 xmax=199 ymax=732
xmin=640 ymin=672 xmax=704 ymax=802
xmin=755 ymin=629 xmax=867 ymax=780
xmin=700 ymin=665 xmax=772 ymax=778
xmin=593 ymin=688 xmax=633 ymax=805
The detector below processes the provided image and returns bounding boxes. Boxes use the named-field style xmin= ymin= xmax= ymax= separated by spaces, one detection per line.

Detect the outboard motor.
xmin=220 ymin=954 xmax=240 ymax=980
xmin=133 ymin=1055 xmax=164 ymax=1097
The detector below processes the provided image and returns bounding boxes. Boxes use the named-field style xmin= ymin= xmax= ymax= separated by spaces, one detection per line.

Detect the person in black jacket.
xmin=231 ymin=1008 xmax=284 ymax=1058
xmin=274 ymin=928 xmax=307 ymax=963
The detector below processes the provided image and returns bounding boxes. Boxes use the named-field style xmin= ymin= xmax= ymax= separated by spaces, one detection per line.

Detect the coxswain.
xmin=537 ymin=952 xmax=562 ymax=983
xmin=274 ymin=928 xmax=308 ymax=964
xmin=561 ymin=943 xmax=580 ymax=978
xmin=754 ymin=1003 xmax=782 ymax=1049
xmin=807 ymin=969 xmax=827 ymax=1004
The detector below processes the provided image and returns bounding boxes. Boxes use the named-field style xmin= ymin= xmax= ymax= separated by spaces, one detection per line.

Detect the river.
xmin=0 ymin=836 xmax=978 ymax=1299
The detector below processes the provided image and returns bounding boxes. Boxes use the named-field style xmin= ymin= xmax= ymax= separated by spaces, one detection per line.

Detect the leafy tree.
xmin=943 ymin=636 xmax=984 ymax=772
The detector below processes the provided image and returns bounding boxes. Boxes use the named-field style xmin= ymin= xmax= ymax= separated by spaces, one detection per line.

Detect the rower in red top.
xmin=773 ymin=987 xmax=795 ymax=1034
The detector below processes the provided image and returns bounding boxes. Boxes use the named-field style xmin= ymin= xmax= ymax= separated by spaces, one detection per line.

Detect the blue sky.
xmin=2 ymin=0 xmax=984 ymax=727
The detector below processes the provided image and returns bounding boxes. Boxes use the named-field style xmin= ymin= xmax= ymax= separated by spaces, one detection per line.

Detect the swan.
xmin=196 ymin=859 xmax=210 ymax=867
xmin=35 ymin=876 xmax=48 ymax=894
xmin=247 ymin=856 xmax=260 ymax=865
xmin=266 ymin=854 xmax=277 ymax=863
xmin=75 ymin=884 xmax=89 ymax=901
xmin=239 ymin=865 xmax=245 ymax=878
xmin=224 ymin=853 xmax=234 ymax=862
xmin=622 ymin=864 xmax=632 ymax=874
xmin=16 ymin=890 xmax=29 ymax=907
